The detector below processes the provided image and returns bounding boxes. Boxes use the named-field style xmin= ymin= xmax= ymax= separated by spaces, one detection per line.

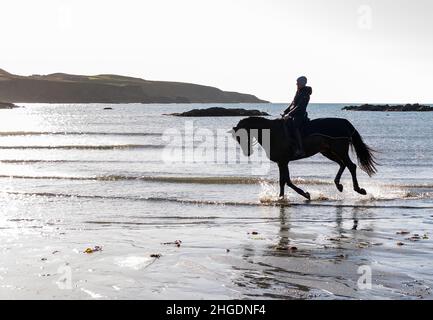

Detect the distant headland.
xmin=0 ymin=68 xmax=267 ymax=104
xmin=342 ymin=103 xmax=432 ymax=112
xmin=0 ymin=101 xmax=19 ymax=109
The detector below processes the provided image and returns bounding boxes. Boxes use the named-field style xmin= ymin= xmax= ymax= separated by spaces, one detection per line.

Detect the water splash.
xmin=358 ymin=183 xmax=416 ymax=201
xmin=257 ymin=179 xmax=433 ymax=205
xmin=258 ymin=180 xmax=290 ymax=204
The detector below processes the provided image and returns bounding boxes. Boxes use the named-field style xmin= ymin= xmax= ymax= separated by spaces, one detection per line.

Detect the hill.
xmin=0 ymin=68 xmax=267 ymax=104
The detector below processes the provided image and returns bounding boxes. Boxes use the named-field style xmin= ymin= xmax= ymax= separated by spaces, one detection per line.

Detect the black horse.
xmin=231 ymin=117 xmax=377 ymax=200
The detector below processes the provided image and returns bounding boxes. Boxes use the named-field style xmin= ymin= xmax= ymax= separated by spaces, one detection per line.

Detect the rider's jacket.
xmin=283 ymin=86 xmax=313 ymax=118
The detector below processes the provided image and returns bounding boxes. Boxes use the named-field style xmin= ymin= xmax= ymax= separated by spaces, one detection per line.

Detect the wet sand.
xmin=1 ymin=193 xmax=432 ymax=300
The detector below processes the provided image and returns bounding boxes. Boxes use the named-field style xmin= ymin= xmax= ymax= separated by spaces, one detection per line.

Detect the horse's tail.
xmin=350 ymin=128 xmax=378 ymax=177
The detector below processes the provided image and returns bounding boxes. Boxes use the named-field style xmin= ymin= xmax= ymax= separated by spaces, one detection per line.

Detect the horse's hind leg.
xmin=325 ymin=139 xmax=366 ymax=195
xmin=335 ymin=165 xmax=345 ymax=192
xmin=322 ymin=152 xmax=346 ymax=192
xmin=341 ymin=152 xmax=367 ymax=195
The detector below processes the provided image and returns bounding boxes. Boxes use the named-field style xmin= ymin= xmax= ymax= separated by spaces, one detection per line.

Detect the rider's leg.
xmin=292 ymin=117 xmax=305 ymax=157
xmin=283 ymin=119 xmax=290 ymax=139
xmin=283 ymin=119 xmax=295 ymax=150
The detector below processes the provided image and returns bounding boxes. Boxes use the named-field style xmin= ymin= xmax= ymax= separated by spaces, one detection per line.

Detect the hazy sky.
xmin=1 ymin=0 xmax=432 ymax=103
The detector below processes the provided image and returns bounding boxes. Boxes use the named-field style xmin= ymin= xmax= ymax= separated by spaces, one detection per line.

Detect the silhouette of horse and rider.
xmin=232 ymin=76 xmax=377 ymax=200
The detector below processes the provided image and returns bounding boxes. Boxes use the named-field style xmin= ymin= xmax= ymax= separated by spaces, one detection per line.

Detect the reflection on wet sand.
xmin=227 ymin=204 xmax=433 ymax=299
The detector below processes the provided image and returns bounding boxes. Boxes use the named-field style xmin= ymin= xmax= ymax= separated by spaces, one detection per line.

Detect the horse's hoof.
xmin=336 ymin=184 xmax=343 ymax=192
xmin=356 ymin=188 xmax=367 ymax=195
xmin=304 ymin=192 xmax=311 ymax=200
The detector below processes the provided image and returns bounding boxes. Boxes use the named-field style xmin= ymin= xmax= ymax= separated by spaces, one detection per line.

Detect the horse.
xmin=231 ymin=117 xmax=377 ymax=200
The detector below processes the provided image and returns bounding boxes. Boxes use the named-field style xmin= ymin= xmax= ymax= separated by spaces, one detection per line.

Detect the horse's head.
xmin=230 ymin=117 xmax=261 ymax=157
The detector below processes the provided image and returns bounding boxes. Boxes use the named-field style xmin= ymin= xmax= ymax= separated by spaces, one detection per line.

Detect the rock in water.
xmin=0 ymin=102 xmax=19 ymax=109
xmin=342 ymin=103 xmax=433 ymax=112
xmin=167 ymin=107 xmax=270 ymax=117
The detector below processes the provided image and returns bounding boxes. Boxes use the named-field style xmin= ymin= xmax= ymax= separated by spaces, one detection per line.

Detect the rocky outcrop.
xmin=342 ymin=103 xmax=432 ymax=112
xmin=168 ymin=107 xmax=270 ymax=117
xmin=0 ymin=102 xmax=19 ymax=109
xmin=0 ymin=68 xmax=268 ymax=104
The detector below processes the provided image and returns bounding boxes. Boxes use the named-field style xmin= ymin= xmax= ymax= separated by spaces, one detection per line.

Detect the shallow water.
xmin=0 ymin=103 xmax=432 ymax=299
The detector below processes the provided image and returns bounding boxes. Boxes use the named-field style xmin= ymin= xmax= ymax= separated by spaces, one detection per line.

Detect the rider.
xmin=282 ymin=76 xmax=313 ymax=157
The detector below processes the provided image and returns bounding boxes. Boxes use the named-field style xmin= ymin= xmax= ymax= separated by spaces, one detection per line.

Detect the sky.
xmin=0 ymin=0 xmax=432 ymax=103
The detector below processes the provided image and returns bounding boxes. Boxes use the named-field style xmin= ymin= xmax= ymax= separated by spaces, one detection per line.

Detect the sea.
xmin=0 ymin=103 xmax=432 ymax=299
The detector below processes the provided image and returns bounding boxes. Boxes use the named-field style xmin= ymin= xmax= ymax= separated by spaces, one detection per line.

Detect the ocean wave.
xmin=0 ymin=144 xmax=165 ymax=150
xmin=1 ymin=173 xmax=433 ymax=192
xmin=0 ymin=131 xmax=162 ymax=137
xmin=0 ymin=173 xmax=328 ymax=185
xmin=0 ymin=174 xmax=147 ymax=181
xmin=0 ymin=174 xmax=270 ymax=184
xmin=0 ymin=160 xmax=83 ymax=164
xmin=145 ymin=197 xmax=433 ymax=209
xmin=384 ymin=183 xmax=433 ymax=189
xmin=0 ymin=160 xmax=162 ymax=164
xmin=2 ymin=191 xmax=432 ymax=209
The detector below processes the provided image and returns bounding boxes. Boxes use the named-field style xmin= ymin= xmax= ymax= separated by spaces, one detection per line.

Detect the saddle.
xmin=283 ymin=117 xmax=355 ymax=140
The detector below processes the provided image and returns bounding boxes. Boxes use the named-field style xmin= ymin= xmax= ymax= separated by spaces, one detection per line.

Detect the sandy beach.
xmin=1 ymin=195 xmax=432 ymax=299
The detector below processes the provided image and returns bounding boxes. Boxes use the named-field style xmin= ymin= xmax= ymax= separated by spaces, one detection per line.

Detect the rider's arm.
xmin=289 ymin=95 xmax=309 ymax=116
xmin=287 ymin=106 xmax=299 ymax=117
xmin=283 ymin=101 xmax=294 ymax=115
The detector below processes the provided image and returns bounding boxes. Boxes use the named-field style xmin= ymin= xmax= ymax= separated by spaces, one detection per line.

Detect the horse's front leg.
xmin=278 ymin=162 xmax=287 ymax=198
xmin=286 ymin=164 xmax=311 ymax=200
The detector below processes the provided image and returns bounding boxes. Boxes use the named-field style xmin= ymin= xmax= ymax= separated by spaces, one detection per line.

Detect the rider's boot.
xmin=293 ymin=128 xmax=305 ymax=158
